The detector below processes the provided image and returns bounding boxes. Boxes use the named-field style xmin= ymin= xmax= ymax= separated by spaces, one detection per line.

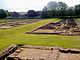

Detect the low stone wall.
xmin=0 ymin=44 xmax=18 ymax=60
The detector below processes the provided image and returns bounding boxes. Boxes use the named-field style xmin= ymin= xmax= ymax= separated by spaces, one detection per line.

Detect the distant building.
xmin=18 ymin=12 xmax=27 ymax=16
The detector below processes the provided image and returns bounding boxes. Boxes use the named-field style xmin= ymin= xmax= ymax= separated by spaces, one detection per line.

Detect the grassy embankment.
xmin=0 ymin=18 xmax=80 ymax=51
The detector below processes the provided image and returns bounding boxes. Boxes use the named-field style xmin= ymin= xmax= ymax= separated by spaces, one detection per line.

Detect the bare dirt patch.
xmin=0 ymin=25 xmax=13 ymax=29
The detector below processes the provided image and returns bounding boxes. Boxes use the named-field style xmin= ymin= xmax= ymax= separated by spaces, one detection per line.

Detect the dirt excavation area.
xmin=0 ymin=45 xmax=80 ymax=60
xmin=27 ymin=18 xmax=80 ymax=35
xmin=0 ymin=19 xmax=40 ymax=29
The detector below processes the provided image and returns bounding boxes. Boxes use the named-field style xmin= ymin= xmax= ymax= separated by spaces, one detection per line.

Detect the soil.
xmin=34 ymin=29 xmax=55 ymax=33
xmin=27 ymin=18 xmax=80 ymax=35
xmin=0 ymin=25 xmax=13 ymax=29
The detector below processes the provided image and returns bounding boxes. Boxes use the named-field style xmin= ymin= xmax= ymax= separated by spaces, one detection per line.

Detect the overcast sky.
xmin=0 ymin=0 xmax=80 ymax=12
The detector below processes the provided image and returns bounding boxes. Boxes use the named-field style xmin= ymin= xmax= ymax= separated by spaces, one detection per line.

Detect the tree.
xmin=46 ymin=1 xmax=68 ymax=17
xmin=58 ymin=2 xmax=68 ymax=16
xmin=27 ymin=10 xmax=37 ymax=18
xmin=11 ymin=12 xmax=20 ymax=18
xmin=47 ymin=1 xmax=59 ymax=10
xmin=47 ymin=1 xmax=59 ymax=17
xmin=66 ymin=7 xmax=75 ymax=16
xmin=41 ymin=1 xmax=80 ymax=18
xmin=6 ymin=10 xmax=11 ymax=16
xmin=36 ymin=11 xmax=41 ymax=17
xmin=41 ymin=6 xmax=48 ymax=18
xmin=0 ymin=9 xmax=7 ymax=19
xmin=75 ymin=4 xmax=80 ymax=16
xmin=47 ymin=10 xmax=53 ymax=18
xmin=58 ymin=2 xmax=68 ymax=10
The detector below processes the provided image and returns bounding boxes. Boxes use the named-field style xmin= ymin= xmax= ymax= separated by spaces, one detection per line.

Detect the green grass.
xmin=0 ymin=19 xmax=80 ymax=51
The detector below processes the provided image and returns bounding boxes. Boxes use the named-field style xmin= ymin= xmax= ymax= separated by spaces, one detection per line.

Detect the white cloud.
xmin=64 ymin=0 xmax=80 ymax=6
xmin=5 ymin=0 xmax=47 ymax=11
xmin=1 ymin=0 xmax=80 ymax=11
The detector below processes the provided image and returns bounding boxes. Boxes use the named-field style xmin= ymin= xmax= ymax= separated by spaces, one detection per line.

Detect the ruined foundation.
xmin=1 ymin=45 xmax=80 ymax=60
xmin=0 ymin=19 xmax=40 ymax=29
xmin=27 ymin=18 xmax=80 ymax=36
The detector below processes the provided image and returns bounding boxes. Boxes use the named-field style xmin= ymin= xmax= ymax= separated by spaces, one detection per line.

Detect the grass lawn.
xmin=0 ymin=18 xmax=80 ymax=51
